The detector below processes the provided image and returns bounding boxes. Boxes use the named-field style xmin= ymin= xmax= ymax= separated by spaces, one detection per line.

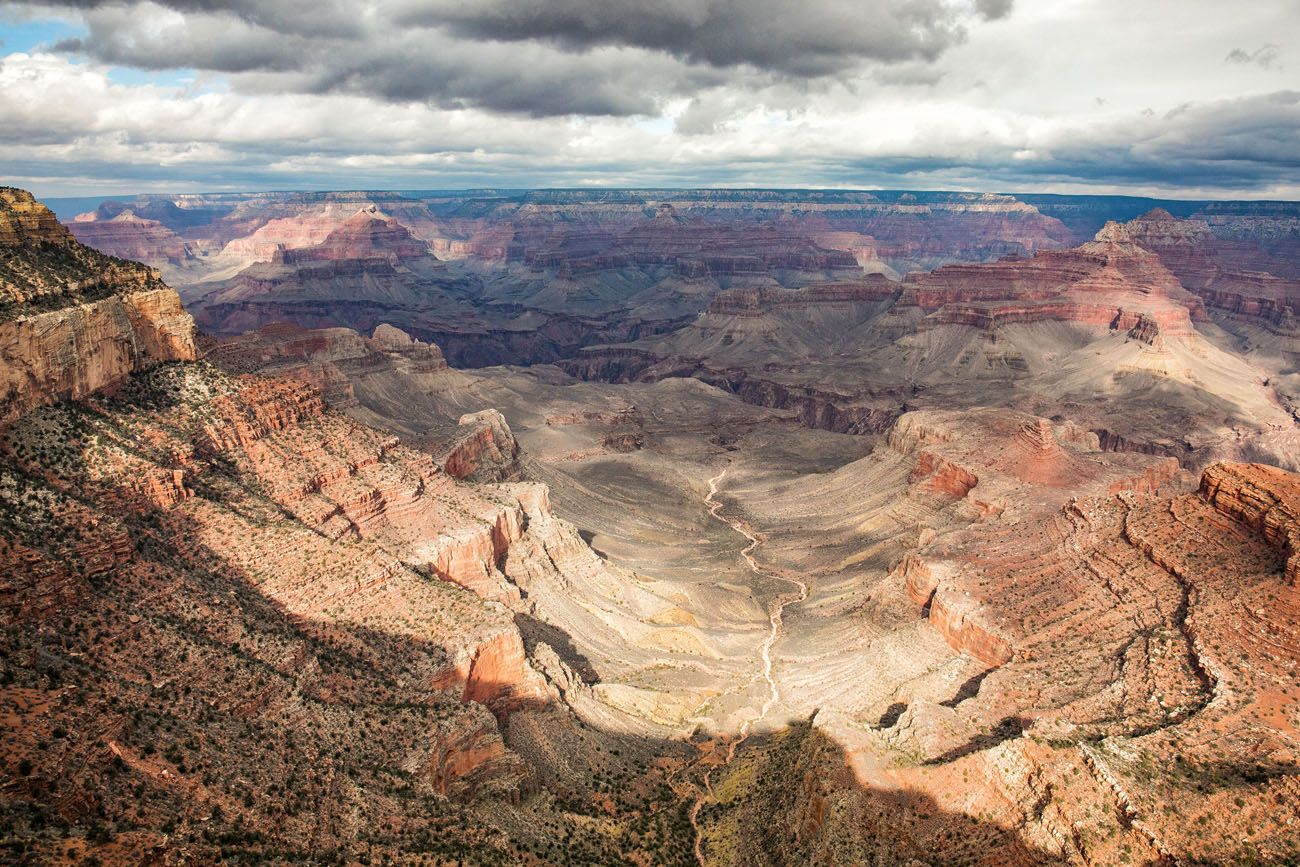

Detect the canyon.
xmin=3 ymin=185 xmax=1300 ymax=865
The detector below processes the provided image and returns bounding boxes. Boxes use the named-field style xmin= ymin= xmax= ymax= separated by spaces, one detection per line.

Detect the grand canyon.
xmin=4 ymin=0 xmax=1300 ymax=864
xmin=2 ymin=180 xmax=1298 ymax=865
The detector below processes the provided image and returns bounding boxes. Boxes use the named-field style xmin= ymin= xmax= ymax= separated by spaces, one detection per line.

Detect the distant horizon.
xmin=31 ymin=184 xmax=1300 ymax=213
xmin=4 ymin=0 xmax=1299 ymax=202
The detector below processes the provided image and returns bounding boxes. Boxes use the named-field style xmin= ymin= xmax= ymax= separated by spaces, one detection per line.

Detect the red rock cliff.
xmin=0 ymin=189 xmax=197 ymax=425
xmin=1200 ymin=462 xmax=1300 ymax=584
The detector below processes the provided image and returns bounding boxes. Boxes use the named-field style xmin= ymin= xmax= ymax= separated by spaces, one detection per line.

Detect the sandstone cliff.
xmin=0 ymin=188 xmax=197 ymax=426
xmin=1201 ymin=461 xmax=1300 ymax=583
xmin=439 ymin=409 xmax=522 ymax=482
xmin=1125 ymin=207 xmax=1300 ymax=333
xmin=69 ymin=209 xmax=194 ymax=267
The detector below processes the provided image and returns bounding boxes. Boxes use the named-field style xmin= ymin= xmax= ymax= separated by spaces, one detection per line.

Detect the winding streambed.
xmin=690 ymin=466 xmax=810 ymax=865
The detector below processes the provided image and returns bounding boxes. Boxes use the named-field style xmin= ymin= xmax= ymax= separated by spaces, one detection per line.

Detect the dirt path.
xmin=690 ymin=466 xmax=809 ymax=865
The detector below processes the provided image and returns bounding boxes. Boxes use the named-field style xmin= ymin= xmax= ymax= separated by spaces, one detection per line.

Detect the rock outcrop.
xmin=0 ymin=359 xmax=562 ymax=856
xmin=208 ymin=321 xmax=451 ymax=414
xmin=0 ymin=287 xmax=198 ymax=426
xmin=2 ymin=191 xmax=691 ymax=863
xmin=368 ymin=322 xmax=447 ymax=371
xmin=0 ymin=188 xmax=197 ymax=425
xmin=1124 ymin=207 xmax=1300 ymax=333
xmin=275 ymin=207 xmax=432 ymax=264
xmin=69 ymin=209 xmax=194 ymax=266
xmin=1200 ymin=462 xmax=1300 ymax=583
xmin=439 ymin=409 xmax=522 ymax=482
xmin=896 ymin=220 xmax=1206 ymax=336
xmin=1 ymin=187 xmax=173 ymax=310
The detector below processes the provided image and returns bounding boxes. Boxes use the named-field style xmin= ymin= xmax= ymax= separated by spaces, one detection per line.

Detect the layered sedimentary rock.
xmin=0 ymin=288 xmax=198 ymax=426
xmin=869 ymin=461 xmax=1300 ymax=863
xmin=705 ymin=276 xmax=899 ymax=316
xmin=677 ymin=398 xmax=1300 ymax=864
xmin=566 ymin=218 xmax=1300 ymax=470
xmin=68 ymin=210 xmax=193 ymax=267
xmin=11 ymin=185 xmax=1300 ymax=864
xmin=87 ymin=188 xmax=1070 ymax=278
xmin=57 ymin=188 xmax=1087 ymax=368
xmin=0 ymin=360 xmax=570 ymax=856
xmin=274 ymin=208 xmax=431 ymax=265
xmin=2 ymin=341 xmax=719 ymax=860
xmin=1125 ymin=207 xmax=1300 ymax=333
xmin=0 ymin=189 xmax=197 ymax=425
xmin=368 ymin=321 xmax=448 ymax=370
xmin=439 ymin=409 xmax=522 ymax=482
xmin=208 ymin=321 xmax=452 ymax=413
xmin=1 ymin=188 xmax=172 ymax=310
xmin=570 ymin=219 xmax=1211 ymax=384
xmin=896 ymin=219 xmax=1206 ymax=334
xmin=1201 ymin=461 xmax=1300 ymax=583
xmin=2 ymin=191 xmax=732 ymax=863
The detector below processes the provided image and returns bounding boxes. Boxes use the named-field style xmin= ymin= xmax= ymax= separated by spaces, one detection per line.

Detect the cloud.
xmin=33 ymin=0 xmax=361 ymax=37
xmin=3 ymin=50 xmax=1298 ymax=200
xmin=3 ymin=0 xmax=1300 ymax=198
xmin=401 ymin=0 xmax=993 ymax=76
xmin=291 ymin=39 xmax=728 ymax=117
xmin=1225 ymin=44 xmax=1281 ymax=70
xmin=41 ymin=0 xmax=731 ymax=116
xmin=53 ymin=4 xmax=312 ymax=72
xmin=23 ymin=0 xmax=1007 ymax=117
xmin=872 ymin=63 xmax=947 ymax=87
xmin=974 ymin=0 xmax=1013 ymax=20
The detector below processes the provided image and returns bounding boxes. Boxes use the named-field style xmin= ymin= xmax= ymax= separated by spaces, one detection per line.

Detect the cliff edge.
xmin=0 ymin=187 xmax=196 ymax=425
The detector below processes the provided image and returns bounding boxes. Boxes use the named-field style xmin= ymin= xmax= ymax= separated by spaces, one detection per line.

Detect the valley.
xmin=3 ymin=185 xmax=1300 ymax=865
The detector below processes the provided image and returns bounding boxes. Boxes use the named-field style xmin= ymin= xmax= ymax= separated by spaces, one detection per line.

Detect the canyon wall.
xmin=1201 ymin=462 xmax=1300 ymax=583
xmin=0 ymin=188 xmax=197 ymax=425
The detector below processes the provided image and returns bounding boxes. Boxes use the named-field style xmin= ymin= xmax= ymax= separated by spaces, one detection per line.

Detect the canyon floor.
xmin=220 ymin=324 xmax=1300 ymax=865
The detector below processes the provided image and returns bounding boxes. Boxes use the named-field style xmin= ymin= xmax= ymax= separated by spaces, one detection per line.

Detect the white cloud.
xmin=0 ymin=0 xmax=1298 ymax=196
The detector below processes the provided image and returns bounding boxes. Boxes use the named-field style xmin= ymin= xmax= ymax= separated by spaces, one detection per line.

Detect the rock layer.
xmin=1 ymin=189 xmax=197 ymax=425
xmin=1201 ymin=462 xmax=1300 ymax=583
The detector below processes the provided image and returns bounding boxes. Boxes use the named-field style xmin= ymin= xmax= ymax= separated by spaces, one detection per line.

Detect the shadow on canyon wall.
xmin=0 ymin=378 xmax=1072 ymax=865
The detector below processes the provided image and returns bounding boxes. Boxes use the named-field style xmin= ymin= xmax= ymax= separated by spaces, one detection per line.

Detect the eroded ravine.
xmin=690 ymin=466 xmax=810 ymax=865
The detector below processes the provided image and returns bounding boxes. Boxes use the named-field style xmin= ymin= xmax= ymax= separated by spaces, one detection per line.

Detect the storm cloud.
xmin=30 ymin=0 xmax=1008 ymax=115
xmin=0 ymin=0 xmax=1298 ymax=197
xmin=400 ymin=0 xmax=1011 ymax=75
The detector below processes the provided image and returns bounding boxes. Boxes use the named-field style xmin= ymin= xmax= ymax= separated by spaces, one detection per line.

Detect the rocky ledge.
xmin=0 ymin=188 xmax=197 ymax=426
xmin=1201 ymin=462 xmax=1300 ymax=583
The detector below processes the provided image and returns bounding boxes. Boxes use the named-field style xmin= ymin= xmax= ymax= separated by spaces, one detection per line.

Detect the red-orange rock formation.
xmin=275 ymin=207 xmax=432 ymax=264
xmin=213 ymin=208 xmax=361 ymax=267
xmin=208 ymin=321 xmax=449 ymax=411
xmin=0 ymin=189 xmax=197 ymax=425
xmin=1200 ymin=462 xmax=1300 ymax=583
xmin=0 ymin=331 xmax=595 ymax=853
xmin=439 ymin=409 xmax=521 ymax=482
xmin=885 ymin=456 xmax=1299 ymax=849
xmin=925 ymin=585 xmax=1014 ymax=667
xmin=69 ymin=210 xmax=194 ymax=266
xmin=1125 ymin=208 xmax=1300 ymax=333
xmin=897 ymin=220 xmax=1206 ymax=336
xmin=1 ymin=188 xmax=172 ymax=308
xmin=909 ymin=450 xmax=978 ymax=498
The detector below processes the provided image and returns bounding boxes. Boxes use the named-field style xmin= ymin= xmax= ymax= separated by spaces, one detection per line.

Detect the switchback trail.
xmin=689 ymin=466 xmax=809 ymax=866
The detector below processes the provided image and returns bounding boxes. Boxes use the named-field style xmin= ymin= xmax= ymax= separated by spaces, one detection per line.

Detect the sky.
xmin=0 ymin=0 xmax=1297 ymax=198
